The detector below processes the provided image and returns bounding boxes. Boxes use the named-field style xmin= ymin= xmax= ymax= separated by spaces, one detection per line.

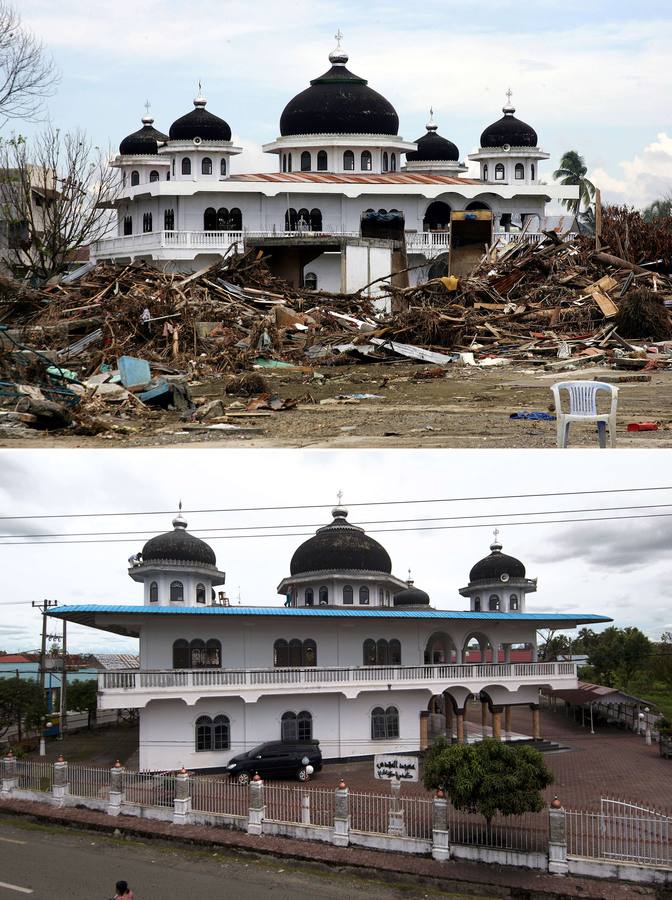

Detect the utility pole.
xmin=59 ymin=620 xmax=67 ymax=740
xmin=32 ymin=599 xmax=57 ymax=692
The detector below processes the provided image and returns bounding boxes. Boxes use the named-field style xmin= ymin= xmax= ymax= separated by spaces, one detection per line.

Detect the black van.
xmin=226 ymin=740 xmax=322 ymax=784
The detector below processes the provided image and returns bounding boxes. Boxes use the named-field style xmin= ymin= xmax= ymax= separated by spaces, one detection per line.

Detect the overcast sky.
xmin=0 ymin=449 xmax=670 ymax=655
xmin=9 ymin=0 xmax=672 ymax=208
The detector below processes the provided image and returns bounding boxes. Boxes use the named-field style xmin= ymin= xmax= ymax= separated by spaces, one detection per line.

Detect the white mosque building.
xmin=49 ymin=504 xmax=609 ymax=773
xmin=93 ymin=34 xmax=579 ymax=292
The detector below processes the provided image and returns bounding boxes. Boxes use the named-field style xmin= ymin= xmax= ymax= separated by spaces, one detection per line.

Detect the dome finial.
xmin=329 ymin=28 xmax=349 ymax=65
xmin=142 ymin=99 xmax=154 ymax=126
xmin=503 ymin=87 xmax=515 ymax=115
xmin=194 ymin=80 xmax=207 ymax=108
xmin=331 ymin=489 xmax=348 ymax=520
xmin=490 ymin=527 xmax=502 ymax=552
xmin=407 ymin=567 xmax=413 ymax=586
xmin=173 ymin=500 xmax=187 ymax=530
xmin=426 ymin=107 xmax=437 ymax=132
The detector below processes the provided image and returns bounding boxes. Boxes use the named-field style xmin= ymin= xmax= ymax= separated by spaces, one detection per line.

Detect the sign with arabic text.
xmin=373 ymin=754 xmax=419 ymax=782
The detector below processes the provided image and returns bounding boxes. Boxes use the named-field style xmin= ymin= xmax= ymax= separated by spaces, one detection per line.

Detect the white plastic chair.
xmin=551 ymin=381 xmax=619 ymax=448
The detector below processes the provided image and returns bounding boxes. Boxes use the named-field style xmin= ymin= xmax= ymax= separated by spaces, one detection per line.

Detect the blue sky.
xmin=10 ymin=1 xmax=672 ymax=206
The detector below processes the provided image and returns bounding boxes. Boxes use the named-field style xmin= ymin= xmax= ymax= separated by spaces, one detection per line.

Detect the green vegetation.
xmin=422 ymin=738 xmax=553 ymax=824
xmin=0 ymin=676 xmax=46 ymax=742
xmin=66 ymin=679 xmax=97 ymax=729
xmin=554 ymin=150 xmax=596 ymax=215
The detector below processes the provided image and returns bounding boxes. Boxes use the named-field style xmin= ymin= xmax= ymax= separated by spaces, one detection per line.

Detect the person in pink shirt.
xmin=114 ymin=880 xmax=135 ymax=900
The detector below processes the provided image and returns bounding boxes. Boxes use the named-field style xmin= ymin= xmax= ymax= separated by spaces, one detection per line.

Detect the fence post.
xmin=548 ymin=797 xmax=568 ymax=875
xmin=108 ymin=760 xmax=124 ymax=817
xmin=247 ymin=774 xmax=265 ymax=836
xmin=52 ymin=755 xmax=69 ymax=808
xmin=432 ymin=790 xmax=451 ymax=861
xmin=0 ymin=751 xmax=17 ymax=797
xmin=332 ymin=779 xmax=349 ymax=847
xmin=301 ymin=791 xmax=311 ymax=825
xmin=173 ymin=767 xmax=191 ymax=825
xmin=387 ymin=780 xmax=406 ymax=836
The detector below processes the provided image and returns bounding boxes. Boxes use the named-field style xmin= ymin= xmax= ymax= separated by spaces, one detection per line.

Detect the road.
xmin=0 ymin=816 xmax=469 ymax=900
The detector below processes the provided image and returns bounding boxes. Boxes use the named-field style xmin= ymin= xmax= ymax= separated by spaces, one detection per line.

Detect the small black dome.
xmin=407 ymin=125 xmax=459 ymax=162
xmin=280 ymin=49 xmax=398 ymax=137
xmin=119 ymin=117 xmax=168 ymax=155
xmin=142 ymin=514 xmax=216 ymax=566
xmin=469 ymin=540 xmax=525 ymax=582
xmin=480 ymin=103 xmax=537 ymax=149
xmin=290 ymin=507 xmax=392 ymax=575
xmin=169 ymin=98 xmax=232 ymax=142
xmin=394 ymin=581 xmax=430 ymax=606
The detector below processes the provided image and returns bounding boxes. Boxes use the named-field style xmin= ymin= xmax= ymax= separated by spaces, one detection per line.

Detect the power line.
xmin=2 ymin=508 xmax=672 ymax=547
xmin=0 ymin=485 xmax=670 ymax=522
xmin=2 ymin=501 xmax=672 ymax=541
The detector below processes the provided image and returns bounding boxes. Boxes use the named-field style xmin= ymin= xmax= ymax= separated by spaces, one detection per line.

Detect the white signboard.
xmin=373 ymin=754 xmax=419 ymax=782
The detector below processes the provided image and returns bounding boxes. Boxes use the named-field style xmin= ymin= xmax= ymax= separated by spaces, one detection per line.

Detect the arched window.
xmin=371 ymin=706 xmax=399 ymax=740
xmin=319 ymin=586 xmax=328 ymax=605
xmin=359 ymin=586 xmax=370 ymax=605
xmin=228 ymin=208 xmax=242 ymax=230
xmin=382 ymin=152 xmax=389 ymax=172
xmin=363 ymin=639 xmax=376 ymax=665
xmin=489 ymin=594 xmax=500 ymax=611
xmin=281 ymin=710 xmax=313 ymax=742
xmin=142 ymin=212 xmax=152 ymax=233
xmin=122 ymin=172 xmax=127 ymax=187
xmin=305 ymin=588 xmax=314 ymax=606
xmin=170 ymin=580 xmax=184 ymax=602
xmin=474 ymin=597 xmax=481 ymax=612
xmin=309 ymin=208 xmax=322 ymax=231
xmin=171 ymin=158 xmax=175 ymax=177
xmin=181 ymin=157 xmax=191 ymax=175
xmin=196 ymin=715 xmax=212 ymax=751
xmin=343 ymin=585 xmax=353 ymax=605
xmin=378 ymin=208 xmax=387 ymax=216
xmin=130 ymin=170 xmax=140 ymax=186
xmin=190 ymin=638 xmax=206 ymax=667
xmin=281 ymin=711 xmax=296 ymax=741
xmin=390 ymin=153 xmax=397 ymax=171
xmin=297 ymin=207 xmax=310 ymax=230
xmin=389 ymin=639 xmax=401 ymax=665
xmin=164 ymin=208 xmax=174 ymax=230
xmin=221 ymin=158 xmax=227 ymax=176
xmin=300 ymin=151 xmax=311 ymax=172
xmin=203 ymin=207 xmax=216 ymax=230
xmin=213 ymin=714 xmax=230 ymax=749
xmin=303 ymin=639 xmax=316 ymax=666
xmin=285 ymin=208 xmax=298 ymax=231
xmin=510 ymin=594 xmax=519 ymax=611
xmin=515 ymin=163 xmax=524 ymax=180
xmin=343 ymin=150 xmax=354 ymax=171
xmin=483 ymin=164 xmax=489 ymax=181
xmin=495 ymin=163 xmax=505 ymax=180
xmin=376 ymin=638 xmax=388 ymax=665
xmin=149 ymin=170 xmax=160 ymax=183
xmin=202 ymin=157 xmax=212 ymax=175
xmin=205 ymin=638 xmax=221 ymax=666
xmin=149 ymin=582 xmax=158 ymax=603
xmin=274 ymin=639 xmax=289 ymax=667
xmin=317 ymin=150 xmax=327 ymax=171
xmin=216 ymin=207 xmax=228 ymax=230
xmin=361 ymin=150 xmax=372 ymax=171
xmin=173 ymin=639 xmax=189 ymax=668
xmin=379 ymin=588 xmax=384 ymax=604
xmin=195 ymin=714 xmax=230 ymax=751
xmin=288 ymin=638 xmax=302 ymax=667
xmin=282 ymin=154 xmax=287 ymax=173
xmin=123 ymin=216 xmax=133 ymax=235
xmin=196 ymin=583 xmax=206 ymax=604
xmin=304 ymin=272 xmax=317 ymax=290
xmin=531 ymin=163 xmax=535 ymax=181
xmin=287 ymin=153 xmax=292 ymax=173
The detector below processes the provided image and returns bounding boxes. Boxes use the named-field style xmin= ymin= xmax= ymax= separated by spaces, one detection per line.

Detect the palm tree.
xmin=554 ymin=150 xmax=596 ymax=214
xmin=643 ymin=194 xmax=672 ymax=223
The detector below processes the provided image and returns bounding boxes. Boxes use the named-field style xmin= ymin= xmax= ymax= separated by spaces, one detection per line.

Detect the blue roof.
xmin=48 ymin=605 xmax=611 ymax=623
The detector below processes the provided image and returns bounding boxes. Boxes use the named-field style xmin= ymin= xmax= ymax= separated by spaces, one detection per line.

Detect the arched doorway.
xmin=462 ymin=632 xmax=494 ymax=664
xmin=465 ymin=200 xmax=490 ymax=212
xmin=424 ymin=631 xmax=458 ymax=664
xmin=423 ymin=200 xmax=451 ymax=231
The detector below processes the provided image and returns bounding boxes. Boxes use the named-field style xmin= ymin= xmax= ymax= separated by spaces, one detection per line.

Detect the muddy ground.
xmin=2 ymin=361 xmax=672 ymax=448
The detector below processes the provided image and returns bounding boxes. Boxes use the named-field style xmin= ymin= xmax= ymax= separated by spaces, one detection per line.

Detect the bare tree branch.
xmin=0 ymin=1 xmax=59 ymax=127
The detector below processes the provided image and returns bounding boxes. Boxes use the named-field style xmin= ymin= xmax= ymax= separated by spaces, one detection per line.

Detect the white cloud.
xmin=232 ymin=135 xmax=275 ymax=174
xmin=592 ymin=132 xmax=672 ymax=208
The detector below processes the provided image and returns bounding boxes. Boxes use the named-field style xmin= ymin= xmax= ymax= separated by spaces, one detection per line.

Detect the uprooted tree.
xmin=0 ymin=1 xmax=58 ymax=127
xmin=422 ymin=737 xmax=553 ymax=825
xmin=0 ymin=127 xmax=119 ymax=281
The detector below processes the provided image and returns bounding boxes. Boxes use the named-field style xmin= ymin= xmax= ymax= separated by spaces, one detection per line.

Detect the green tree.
xmin=537 ymin=631 xmax=571 ymax=661
xmin=586 ymin=626 xmax=651 ymax=688
xmin=642 ymin=195 xmax=672 ymax=223
xmin=66 ymin=679 xmax=97 ymax=729
xmin=0 ymin=676 xmax=46 ymax=741
xmin=422 ymin=738 xmax=553 ymax=825
xmin=554 ymin=150 xmax=596 ymax=214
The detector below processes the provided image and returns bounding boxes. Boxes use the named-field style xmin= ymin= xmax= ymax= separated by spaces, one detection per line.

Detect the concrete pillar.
xmin=504 ymin=706 xmax=513 ymax=740
xmin=419 ymin=710 xmax=429 ymax=751
xmin=456 ymin=711 xmax=465 ymax=744
xmin=445 ymin=702 xmax=454 ymax=741
xmin=247 ymin=775 xmax=265 ymax=836
xmin=531 ymin=704 xmax=541 ymax=740
xmin=1 ymin=751 xmax=17 ymax=797
xmin=301 ymin=792 xmax=311 ymax=824
xmin=481 ymin=701 xmax=489 ymax=737
xmin=504 ymin=643 xmax=512 ymax=664
xmin=173 ymin=768 xmax=191 ymax=825
xmin=387 ymin=780 xmax=406 ymax=836
xmin=432 ymin=792 xmax=451 ymax=861
xmin=52 ymin=756 xmax=69 ymax=808
xmin=108 ymin=760 xmax=124 ymax=816
xmin=548 ymin=799 xmax=568 ymax=875
xmin=333 ymin=780 xmax=349 ymax=847
xmin=492 ymin=707 xmax=503 ymax=741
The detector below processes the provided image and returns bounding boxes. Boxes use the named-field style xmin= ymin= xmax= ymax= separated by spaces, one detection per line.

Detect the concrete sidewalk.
xmin=0 ymin=798 xmax=659 ymax=899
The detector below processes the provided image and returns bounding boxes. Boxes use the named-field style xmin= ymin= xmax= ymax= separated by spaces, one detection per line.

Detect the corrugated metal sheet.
xmin=231 ymin=172 xmax=479 ymax=186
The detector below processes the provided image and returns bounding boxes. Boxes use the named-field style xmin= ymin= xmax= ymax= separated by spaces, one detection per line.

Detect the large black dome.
xmin=280 ymin=48 xmax=399 ymax=137
xmin=169 ymin=98 xmax=232 ymax=142
xmin=394 ymin=581 xmax=430 ymax=606
xmin=469 ymin=539 xmax=525 ymax=582
xmin=290 ymin=507 xmax=392 ymax=575
xmin=119 ymin=117 xmax=168 ymax=155
xmin=407 ymin=124 xmax=459 ymax=162
xmin=142 ymin=514 xmax=216 ymax=566
xmin=480 ymin=103 xmax=537 ymax=149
